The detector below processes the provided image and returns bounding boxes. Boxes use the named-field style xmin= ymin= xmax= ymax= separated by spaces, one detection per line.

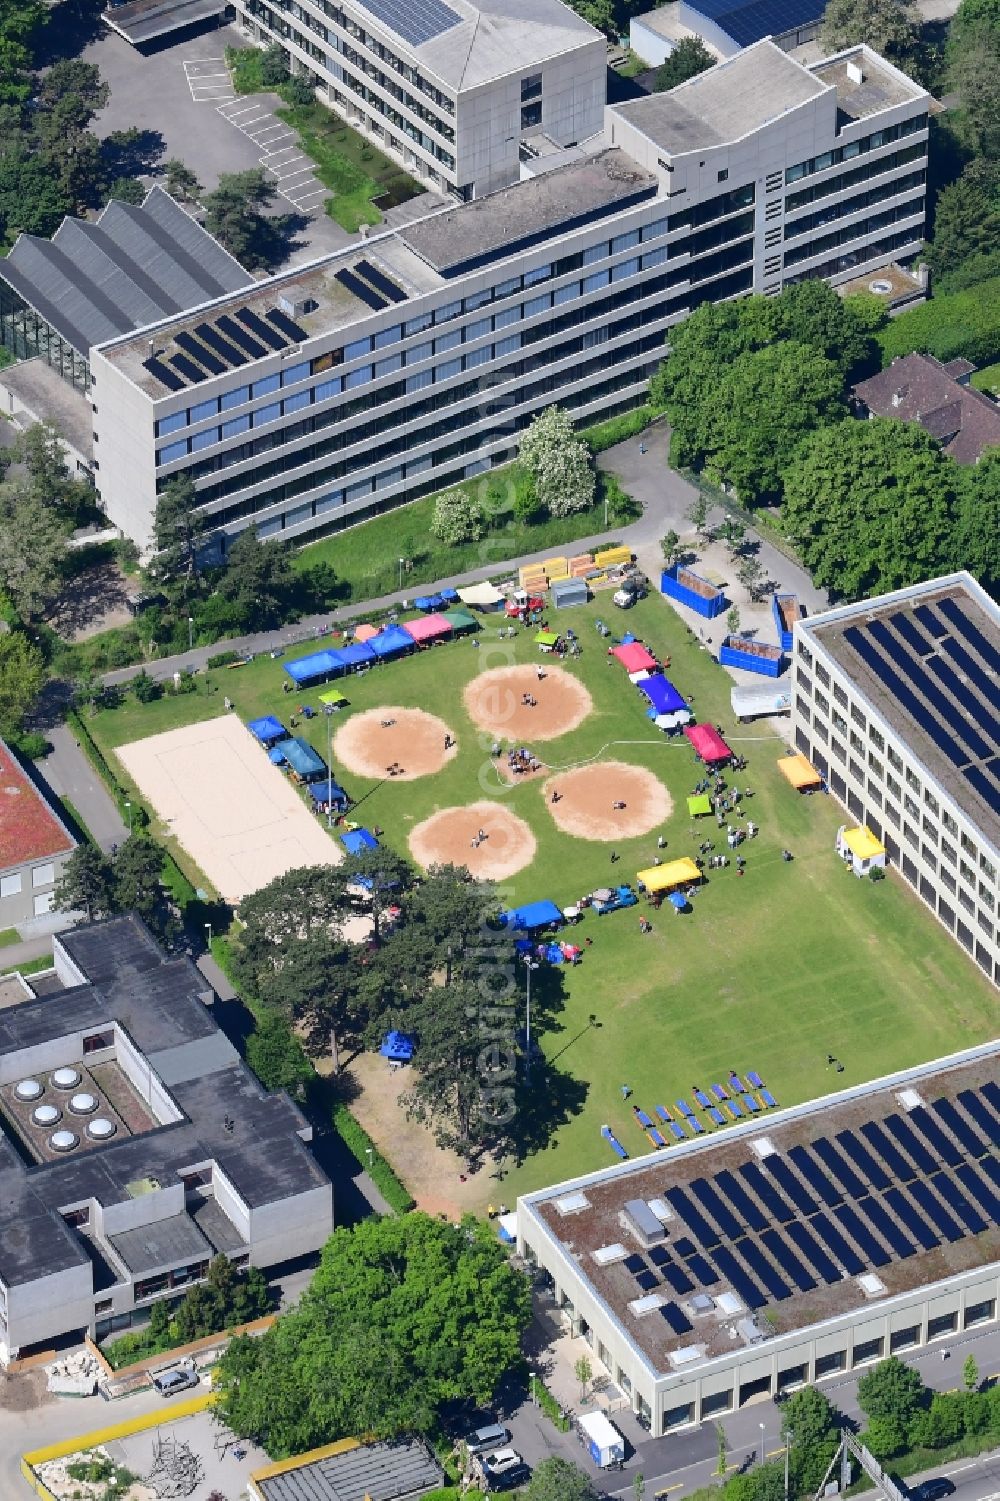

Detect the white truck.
xmin=577 ymin=1410 xmax=626 ymax=1468
xmin=730 ymin=683 xmax=792 ymax=721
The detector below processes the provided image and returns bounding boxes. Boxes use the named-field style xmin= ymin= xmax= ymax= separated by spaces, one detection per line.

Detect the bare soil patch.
xmin=409 ymin=800 xmax=536 ymax=880
xmin=463 ymin=664 xmax=592 ymax=743
xmin=544 ymin=760 xmax=672 ymax=841
xmin=333 ymin=707 xmax=457 ymax=781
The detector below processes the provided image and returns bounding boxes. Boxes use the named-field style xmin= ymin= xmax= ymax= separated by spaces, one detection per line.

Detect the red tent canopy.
xmin=402 ymin=613 xmax=452 ymax=644
xmin=684 ymin=722 xmax=732 ymax=762
xmin=612 ymin=642 xmax=657 ymax=673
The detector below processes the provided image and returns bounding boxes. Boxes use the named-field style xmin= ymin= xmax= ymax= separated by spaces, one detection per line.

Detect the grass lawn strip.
xmin=87 ymin=592 xmax=997 ymax=1204
xmin=274 ymin=103 xmax=420 ymax=232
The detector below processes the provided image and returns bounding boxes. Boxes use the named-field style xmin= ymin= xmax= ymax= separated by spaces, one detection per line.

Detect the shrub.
xmin=10 ymin=730 xmax=48 ymax=759
xmin=206 ymin=649 xmax=240 ymax=668
xmin=247 ymin=1011 xmax=313 ymax=1094
xmin=430 ymin=488 xmax=485 ymax=545
xmin=260 ymin=43 xmax=290 ymax=86
xmin=519 ymin=405 xmax=596 ymax=517
xmin=131 ymin=669 xmax=161 ymax=703
xmin=280 ymin=75 xmax=315 ymax=105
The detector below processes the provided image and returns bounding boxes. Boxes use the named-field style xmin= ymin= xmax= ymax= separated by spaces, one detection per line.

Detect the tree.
xmin=777 ymin=281 xmax=884 ymax=379
xmin=53 ymin=844 xmax=115 ymax=922
xmin=203 ymin=168 xmax=281 ymax=269
xmin=782 ymin=420 xmax=961 ymax=599
xmin=860 ymin=1414 xmax=908 ymax=1460
xmin=0 ymin=151 xmax=72 ymax=238
xmin=0 ymin=628 xmax=44 ymax=736
xmin=726 ymin=605 xmax=741 ymax=636
xmin=112 ymin=834 xmax=164 ymax=921
xmin=660 ymin=529 xmax=681 ymax=564
xmin=164 ymin=158 xmax=201 ymax=202
xmin=518 ymin=406 xmax=596 ymax=517
xmin=0 ymin=0 xmax=45 ymax=106
xmin=716 ymin=1423 xmax=728 ymax=1476
xmin=106 ymin=176 xmax=144 ymax=205
xmin=964 ymin=1354 xmax=980 ymax=1391
xmin=782 ymin=1386 xmax=840 ymax=1495
xmin=214 ymin=1214 xmax=532 ymax=1457
xmin=857 ymin=1356 xmax=926 ymax=1428
xmin=654 ymin=37 xmax=713 ymax=91
xmin=217 ymin=526 xmax=297 ymax=630
xmin=152 ymin=474 xmax=206 ymax=595
xmin=430 ymin=488 xmax=485 ymax=545
xmin=0 ymin=484 xmax=71 ymax=620
xmin=260 ymin=43 xmax=290 ymax=86
xmin=402 ymin=979 xmax=518 ymax=1156
xmin=574 ymin=1354 xmax=592 ymax=1400
xmin=737 ymin=554 xmax=765 ymax=601
xmin=522 ymin=1457 xmax=599 ymax=1501
xmin=928 ymin=161 xmax=1000 ymax=286
xmin=633 ymin=1476 xmax=645 ymax=1501
xmin=697 ymin=341 xmax=846 ymax=504
xmin=686 ymin=491 xmax=710 ymax=542
xmin=246 ymin=1011 xmax=313 ymax=1095
xmin=821 ymin=0 xmax=919 ymax=64
xmin=719 ymin=517 xmax=746 ymax=556
xmin=947 ymin=22 xmax=1000 ymax=159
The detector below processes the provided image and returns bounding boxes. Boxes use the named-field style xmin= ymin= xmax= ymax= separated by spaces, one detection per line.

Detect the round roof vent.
xmin=87 ymin=1117 xmax=116 ymax=1141
xmin=69 ymin=1092 xmax=98 ymax=1115
xmin=32 ymin=1104 xmax=61 ymax=1127
xmin=868 ymin=278 xmax=893 ymax=294
xmin=50 ymin=1129 xmax=79 ymax=1152
xmin=51 ymin=1067 xmax=82 ymax=1090
xmin=14 ymin=1079 xmax=43 ymax=1102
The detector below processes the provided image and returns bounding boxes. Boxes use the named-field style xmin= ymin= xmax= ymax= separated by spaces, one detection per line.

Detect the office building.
xmin=516 ymin=1042 xmax=1000 ymax=1434
xmin=83 ymin=40 xmax=928 ymax=554
xmin=630 ymin=0 xmax=823 ymax=67
xmin=0 ymin=739 xmax=76 ymax=929
xmin=0 ymin=916 xmax=333 ymax=1361
xmin=231 ymin=0 xmax=607 ymax=200
xmin=790 ymin=573 xmax=999 ymax=989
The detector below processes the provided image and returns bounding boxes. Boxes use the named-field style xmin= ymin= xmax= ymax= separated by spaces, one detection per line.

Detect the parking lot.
xmin=83 ymin=22 xmax=351 ymax=263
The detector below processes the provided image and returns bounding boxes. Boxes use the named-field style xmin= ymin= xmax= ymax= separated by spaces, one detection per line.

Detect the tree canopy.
xmin=654 ymin=38 xmax=714 ymax=92
xmin=523 ymin=1458 xmax=600 ymax=1501
xmin=518 ymin=405 xmax=596 ymax=517
xmin=0 ymin=629 xmax=44 ymax=736
xmin=216 ymin=526 xmax=298 ymax=631
xmin=202 ymin=168 xmax=285 ymax=269
xmin=821 ymin=0 xmax=920 ymax=64
xmin=214 ymin=1213 xmax=531 ymax=1456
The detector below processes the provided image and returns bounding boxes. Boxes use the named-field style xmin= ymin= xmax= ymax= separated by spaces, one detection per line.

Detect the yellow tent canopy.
xmin=841 ymin=826 xmax=885 ymax=861
xmin=778 ymin=752 xmax=822 ymax=790
xmin=318 ymin=688 xmax=348 ymax=706
xmin=636 ymin=857 xmax=701 ymax=892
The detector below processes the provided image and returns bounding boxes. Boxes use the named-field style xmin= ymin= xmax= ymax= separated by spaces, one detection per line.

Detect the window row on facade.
xmin=784 ymin=113 xmax=928 ymax=185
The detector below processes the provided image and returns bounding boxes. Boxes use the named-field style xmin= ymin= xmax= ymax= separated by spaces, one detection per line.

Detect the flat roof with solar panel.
xmin=798 ymin=575 xmax=1000 ymax=853
xmin=519 ymin=1046 xmax=1000 ymax=1375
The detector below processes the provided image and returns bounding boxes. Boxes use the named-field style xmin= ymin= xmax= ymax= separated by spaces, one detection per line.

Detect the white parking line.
xmin=237 ymin=113 xmax=270 ymax=128
xmin=291 ymin=190 xmax=327 ymax=207
xmin=253 ymin=123 xmax=288 ymax=139
xmin=219 ymin=101 xmax=258 ymax=117
xmin=261 ymin=140 xmax=298 ymax=157
xmin=187 ymin=66 xmax=229 ymax=77
xmin=270 ymin=160 xmax=312 ymax=179
xmin=193 ymin=89 xmax=235 ymax=101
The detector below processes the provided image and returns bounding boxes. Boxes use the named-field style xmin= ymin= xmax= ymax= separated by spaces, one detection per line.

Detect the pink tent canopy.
xmin=352 ymin=623 xmax=378 ymax=642
xmin=611 ymin=642 xmax=657 ymax=673
xmin=402 ymin=613 xmax=453 ymax=644
xmin=684 ymin=722 xmax=732 ymax=763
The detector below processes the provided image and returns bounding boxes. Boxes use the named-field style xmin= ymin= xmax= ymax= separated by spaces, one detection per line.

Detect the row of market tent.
xmin=247 ymin=714 xmax=350 ymax=808
xmin=285 ymin=606 xmax=479 ymax=686
xmin=609 ymin=638 xmax=693 ymax=732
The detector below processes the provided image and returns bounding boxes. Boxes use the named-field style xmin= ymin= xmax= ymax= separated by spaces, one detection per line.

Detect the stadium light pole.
xmin=187 ymin=615 xmax=194 ymax=650
xmin=522 ymin=956 xmax=539 ymax=1081
xmin=398 ymin=556 xmax=405 ymax=591
xmin=324 ymin=704 xmax=335 ymax=827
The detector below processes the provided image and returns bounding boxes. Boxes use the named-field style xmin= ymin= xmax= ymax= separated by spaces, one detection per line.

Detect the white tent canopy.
xmin=458 ymin=581 xmax=505 ymax=609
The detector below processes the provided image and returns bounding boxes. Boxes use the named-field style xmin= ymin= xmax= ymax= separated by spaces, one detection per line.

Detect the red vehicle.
xmin=505 ymin=594 xmax=545 ymax=619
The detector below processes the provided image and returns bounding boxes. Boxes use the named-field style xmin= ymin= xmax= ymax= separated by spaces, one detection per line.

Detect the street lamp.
xmin=758 ymin=1422 xmax=765 ymax=1466
xmin=204 ymin=922 xmax=212 ymax=952
xmin=398 ymin=557 xmax=406 ymax=591
xmin=324 ymin=704 xmax=336 ymax=827
xmin=366 ymin=1146 xmax=373 ymax=1173
xmin=187 ymin=615 xmax=194 ymax=650
xmin=124 ymin=799 xmax=132 ymax=833
xmin=522 ymin=956 xmax=539 ymax=1081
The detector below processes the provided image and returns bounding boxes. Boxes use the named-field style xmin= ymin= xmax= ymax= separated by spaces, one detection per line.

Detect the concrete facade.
xmin=789 ymin=573 xmax=1000 ymax=991
xmin=231 ymin=0 xmax=606 ymax=199
xmin=516 ymin=1043 xmax=1000 ymax=1435
xmin=89 ymin=41 xmax=928 ymax=556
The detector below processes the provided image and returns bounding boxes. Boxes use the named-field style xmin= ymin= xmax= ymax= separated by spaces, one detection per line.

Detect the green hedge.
xmin=579 ymin=402 xmax=663 ymax=453
xmin=331 ymin=1101 xmax=415 ymax=1212
xmin=877 ymin=278 xmax=1000 ymax=367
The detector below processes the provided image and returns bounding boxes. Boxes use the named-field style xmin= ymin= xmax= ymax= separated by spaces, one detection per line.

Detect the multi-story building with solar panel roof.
xmin=515 ymin=1041 xmax=1000 ymax=1436
xmin=789 ymin=573 xmax=1000 ymax=990
xmin=231 ymin=0 xmax=607 ymax=200
xmin=79 ymin=38 xmax=928 ymax=554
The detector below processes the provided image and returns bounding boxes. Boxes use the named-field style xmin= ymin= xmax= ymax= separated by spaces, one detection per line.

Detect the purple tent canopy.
xmin=640 ymin=674 xmax=687 ymax=716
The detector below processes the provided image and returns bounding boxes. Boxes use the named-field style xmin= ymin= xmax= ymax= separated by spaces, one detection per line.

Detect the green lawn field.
xmin=88 ymin=593 xmax=998 ymax=1197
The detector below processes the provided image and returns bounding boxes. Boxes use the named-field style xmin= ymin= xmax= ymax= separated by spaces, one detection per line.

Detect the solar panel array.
xmin=614 ymin=1087 xmax=1000 ymax=1328
xmin=360 ymin=0 xmax=461 ymax=48
xmin=143 ymin=302 xmax=309 ymax=390
xmin=334 ymin=259 xmax=408 ymax=313
xmin=842 ymin=598 xmax=1000 ymax=819
xmin=687 ymin=0 xmax=825 ymax=47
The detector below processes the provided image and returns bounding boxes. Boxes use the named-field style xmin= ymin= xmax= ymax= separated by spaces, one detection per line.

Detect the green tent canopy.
xmin=443 ymin=607 xmax=477 ymax=634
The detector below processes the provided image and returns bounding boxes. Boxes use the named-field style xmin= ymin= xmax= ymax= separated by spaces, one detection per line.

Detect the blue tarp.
xmin=248 ymin=714 xmax=286 ymax=745
xmin=337 ymin=640 xmax=377 ymax=669
xmin=380 ymin=1029 xmax=415 ymax=1062
xmin=285 ymin=650 xmax=340 ymax=685
xmin=439 ymin=587 xmax=459 ymax=603
xmin=278 ymin=736 xmax=327 ymax=781
xmin=500 ymin=899 xmax=563 ymax=931
xmin=308 ymin=779 xmax=347 ymax=807
xmin=341 ymin=828 xmax=379 ymax=855
xmin=413 ymin=595 xmax=435 ymax=611
xmin=639 ymin=675 xmax=687 ymax=715
xmin=369 ymin=624 xmax=413 ymax=660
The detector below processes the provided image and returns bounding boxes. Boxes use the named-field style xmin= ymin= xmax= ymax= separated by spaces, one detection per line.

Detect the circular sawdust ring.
xmin=543 ymin=760 xmax=672 ymax=841
xmin=409 ymin=800 xmax=536 ymax=881
xmin=463 ymin=664 xmax=592 ymax=744
xmin=333 ymin=707 xmax=457 ymax=781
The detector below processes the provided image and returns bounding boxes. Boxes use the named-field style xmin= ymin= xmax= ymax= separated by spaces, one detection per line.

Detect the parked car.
xmin=613 ymin=574 xmax=647 ymax=607
xmin=910 ymin=1481 xmax=955 ymax=1501
xmin=152 ymin=1366 xmax=200 ymax=1397
xmin=466 ymin=1423 xmax=511 ymax=1457
xmin=480 ymin=1449 xmax=531 ymax=1491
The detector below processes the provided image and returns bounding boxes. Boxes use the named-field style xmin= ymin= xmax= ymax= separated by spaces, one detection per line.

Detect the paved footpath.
xmin=103 ymin=427 xmax=823 ymax=689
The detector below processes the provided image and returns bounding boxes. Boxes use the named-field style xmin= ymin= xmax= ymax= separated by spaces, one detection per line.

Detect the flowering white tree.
xmin=430 ymin=487 xmax=485 ymax=544
xmin=519 ymin=406 xmax=596 ymax=518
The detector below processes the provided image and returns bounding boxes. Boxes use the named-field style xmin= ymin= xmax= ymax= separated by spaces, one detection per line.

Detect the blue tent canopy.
xmin=669 ymin=891 xmax=688 ymax=910
xmin=439 ymin=587 xmax=460 ymax=603
xmin=369 ymin=624 xmax=413 ymax=660
xmin=269 ymin=743 xmax=289 ymax=764
xmin=307 ymin=779 xmax=347 ymax=807
xmin=280 ymin=736 xmax=327 ymax=781
xmin=380 ymin=1029 xmax=415 ymax=1062
xmin=413 ymin=595 xmax=435 ymax=611
xmin=248 ymin=714 xmax=286 ymax=745
xmin=285 ymin=650 xmax=340 ymax=685
xmin=640 ymin=675 xmax=687 ymax=716
xmin=337 ymin=640 xmax=377 ymax=669
xmin=341 ymin=828 xmax=379 ymax=855
xmin=499 ymin=898 xmax=563 ymax=931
